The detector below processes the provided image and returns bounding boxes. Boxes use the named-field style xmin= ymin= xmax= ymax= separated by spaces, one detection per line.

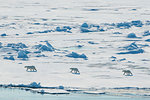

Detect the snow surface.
xmin=0 ymin=0 xmax=150 ymax=90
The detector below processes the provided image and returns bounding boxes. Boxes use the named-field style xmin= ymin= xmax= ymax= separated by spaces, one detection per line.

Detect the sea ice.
xmin=17 ymin=50 xmax=28 ymax=58
xmin=117 ymin=49 xmax=144 ymax=54
xmin=131 ymin=20 xmax=143 ymax=27
xmin=66 ymin=52 xmax=88 ymax=60
xmin=113 ymin=32 xmax=122 ymax=34
xmin=123 ymin=42 xmax=139 ymax=50
xmin=143 ymin=31 xmax=150 ymax=36
xmin=145 ymin=39 xmax=150 ymax=42
xmin=80 ymin=23 xmax=99 ymax=33
xmin=118 ymin=42 xmax=144 ymax=54
xmin=7 ymin=43 xmax=28 ymax=49
xmin=1 ymin=33 xmax=7 ymax=36
xmin=3 ymin=55 xmax=15 ymax=60
xmin=29 ymin=82 xmax=41 ymax=88
xmin=127 ymin=33 xmax=137 ymax=38
xmin=88 ymin=41 xmax=98 ymax=44
xmin=55 ymin=26 xmax=72 ymax=33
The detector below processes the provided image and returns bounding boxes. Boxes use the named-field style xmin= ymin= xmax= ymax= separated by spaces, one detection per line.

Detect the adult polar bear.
xmin=25 ymin=66 xmax=37 ymax=72
xmin=122 ymin=70 xmax=133 ymax=76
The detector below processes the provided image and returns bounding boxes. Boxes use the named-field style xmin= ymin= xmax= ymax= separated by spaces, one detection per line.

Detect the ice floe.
xmin=66 ymin=52 xmax=88 ymax=60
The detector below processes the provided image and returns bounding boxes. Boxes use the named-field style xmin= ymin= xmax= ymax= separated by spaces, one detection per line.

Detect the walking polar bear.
xmin=122 ymin=70 xmax=133 ymax=76
xmin=25 ymin=66 xmax=37 ymax=72
xmin=70 ymin=68 xmax=80 ymax=74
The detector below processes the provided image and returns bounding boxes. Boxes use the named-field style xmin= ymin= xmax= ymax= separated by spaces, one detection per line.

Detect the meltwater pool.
xmin=0 ymin=88 xmax=149 ymax=100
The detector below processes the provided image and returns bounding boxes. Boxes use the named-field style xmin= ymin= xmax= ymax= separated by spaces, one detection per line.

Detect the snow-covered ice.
xmin=0 ymin=0 xmax=150 ymax=97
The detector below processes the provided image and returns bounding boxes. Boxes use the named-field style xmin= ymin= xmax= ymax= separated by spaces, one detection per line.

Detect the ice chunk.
xmin=63 ymin=26 xmax=72 ymax=30
xmin=81 ymin=23 xmax=89 ymax=28
xmin=29 ymin=82 xmax=41 ymax=88
xmin=55 ymin=26 xmax=71 ymax=33
xmin=83 ymin=8 xmax=100 ymax=11
xmin=123 ymin=42 xmax=139 ymax=50
xmin=22 ymin=50 xmax=30 ymax=54
xmin=7 ymin=43 xmax=28 ymax=49
xmin=145 ymin=39 xmax=150 ymax=42
xmin=34 ymin=51 xmax=41 ymax=53
xmin=77 ymin=45 xmax=83 ymax=48
xmin=0 ymin=42 xmax=2 ymax=48
xmin=145 ymin=20 xmax=150 ymax=25
xmin=88 ymin=41 xmax=98 ymax=44
xmin=34 ymin=44 xmax=43 ymax=49
xmin=116 ymin=20 xmax=143 ymax=29
xmin=39 ymin=45 xmax=53 ymax=51
xmin=118 ymin=42 xmax=144 ymax=54
xmin=116 ymin=22 xmax=131 ymax=29
xmin=131 ymin=8 xmax=137 ymax=11
xmin=119 ymin=58 xmax=126 ymax=61
xmin=143 ymin=31 xmax=150 ymax=36
xmin=37 ymin=30 xmax=51 ymax=33
xmin=26 ymin=32 xmax=34 ymax=34
xmin=36 ymin=54 xmax=47 ymax=57
xmin=117 ymin=49 xmax=144 ymax=54
xmin=45 ymin=41 xmax=55 ymax=50
xmin=56 ymin=27 xmax=67 ymax=32
xmin=66 ymin=52 xmax=88 ymax=60
xmin=17 ymin=50 xmax=28 ymax=58
xmin=110 ymin=56 xmax=117 ymax=59
xmin=127 ymin=33 xmax=137 ymax=38
xmin=34 ymin=41 xmax=55 ymax=52
xmin=40 ymin=90 xmax=45 ymax=94
xmin=80 ymin=28 xmax=92 ymax=33
xmin=35 ymin=45 xmax=53 ymax=52
xmin=113 ymin=32 xmax=122 ymax=34
xmin=7 ymin=52 xmax=12 ymax=54
xmin=33 ymin=23 xmax=40 ymax=25
xmin=131 ymin=20 xmax=143 ymax=27
xmin=80 ymin=23 xmax=100 ymax=33
xmin=99 ymin=28 xmax=105 ymax=31
xmin=110 ymin=56 xmax=117 ymax=61
xmin=3 ymin=55 xmax=15 ymax=60
xmin=58 ymin=86 xmax=64 ymax=89
xmin=1 ymin=33 xmax=7 ymax=36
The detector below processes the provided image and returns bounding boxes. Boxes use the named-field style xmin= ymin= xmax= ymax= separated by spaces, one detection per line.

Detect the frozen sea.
xmin=0 ymin=88 xmax=150 ymax=100
xmin=0 ymin=0 xmax=150 ymax=99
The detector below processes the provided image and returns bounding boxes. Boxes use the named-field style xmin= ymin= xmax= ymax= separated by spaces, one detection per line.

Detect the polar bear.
xmin=25 ymin=66 xmax=37 ymax=72
xmin=122 ymin=70 xmax=133 ymax=76
xmin=70 ymin=68 xmax=80 ymax=74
